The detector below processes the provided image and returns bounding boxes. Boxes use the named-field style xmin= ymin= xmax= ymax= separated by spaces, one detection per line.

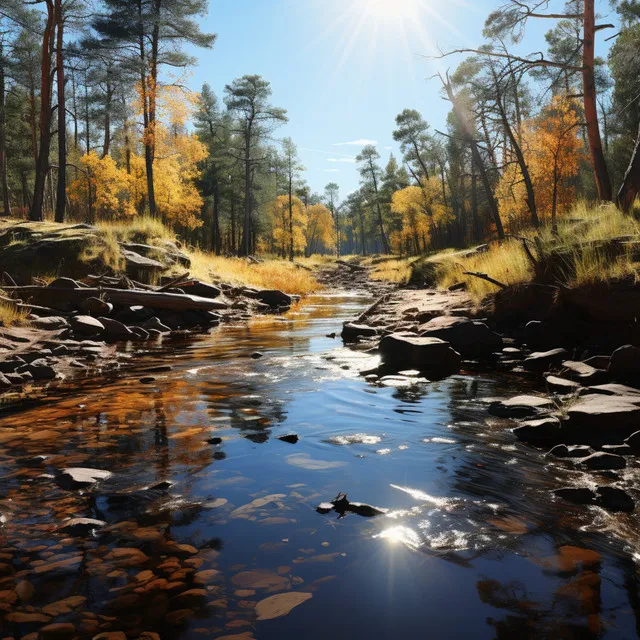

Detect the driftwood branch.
xmin=506 ymin=234 xmax=538 ymax=268
xmin=463 ymin=272 xmax=508 ymax=289
xmin=354 ymin=294 xmax=390 ymax=324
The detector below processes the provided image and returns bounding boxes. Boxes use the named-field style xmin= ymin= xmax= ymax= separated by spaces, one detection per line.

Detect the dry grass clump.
xmin=0 ymin=299 xmax=30 ymax=327
xmin=188 ymin=250 xmax=320 ymax=295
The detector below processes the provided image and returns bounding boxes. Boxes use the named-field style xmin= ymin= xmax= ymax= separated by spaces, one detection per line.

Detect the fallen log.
xmin=2 ymin=286 xmax=228 ymax=312
xmin=336 ymin=259 xmax=367 ymax=271
xmin=354 ymin=293 xmax=390 ymax=324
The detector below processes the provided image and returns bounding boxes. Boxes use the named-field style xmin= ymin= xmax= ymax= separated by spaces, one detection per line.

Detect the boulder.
xmin=554 ymin=487 xmax=597 ymax=506
xmin=583 ymin=355 xmax=611 ymax=369
xmin=512 ymin=416 xmax=563 ymax=444
xmin=98 ymin=317 xmax=134 ymax=340
xmin=524 ymin=320 xmax=563 ymax=350
xmin=560 ymin=360 xmax=608 ymax=385
xmin=80 ymin=297 xmax=113 ymax=317
xmin=582 ymin=383 xmax=640 ymax=398
xmin=341 ymin=323 xmax=378 ymax=342
xmin=595 ymin=486 xmax=635 ymax=512
xmin=546 ymin=376 xmax=581 ymax=394
xmin=188 ymin=281 xmax=222 ymax=299
xmin=378 ymin=334 xmax=461 ymax=377
xmin=58 ymin=518 xmax=107 ymax=536
xmin=418 ymin=316 xmax=502 ymax=358
xmin=609 ymin=345 xmax=640 ymax=383
xmin=31 ymin=316 xmax=69 ymax=330
xmin=56 ymin=467 xmax=112 ymax=490
xmin=566 ymin=395 xmax=640 ymax=441
xmin=579 ymin=452 xmax=626 ymax=471
xmin=48 ymin=277 xmax=81 ymax=289
xmin=0 ymin=373 xmax=12 ymax=389
xmin=130 ymin=326 xmax=150 ymax=341
xmin=142 ymin=316 xmax=171 ymax=333
xmin=488 ymin=395 xmax=555 ymax=419
xmin=69 ymin=315 xmax=105 ymax=336
xmin=27 ymin=360 xmax=57 ymax=380
xmin=523 ymin=348 xmax=569 ymax=373
xmin=256 ymin=289 xmax=292 ymax=308
xmin=122 ymin=249 xmax=166 ymax=273
xmin=548 ymin=444 xmax=592 ymax=458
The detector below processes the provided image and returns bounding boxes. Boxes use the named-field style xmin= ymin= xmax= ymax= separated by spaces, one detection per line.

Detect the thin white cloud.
xmin=384 ymin=146 xmax=393 ymax=150
xmin=324 ymin=169 xmax=339 ymax=173
xmin=333 ymin=139 xmax=377 ymax=147
xmin=328 ymin=158 xmax=356 ymax=164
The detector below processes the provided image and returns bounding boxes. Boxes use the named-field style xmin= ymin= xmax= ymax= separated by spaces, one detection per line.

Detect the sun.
xmin=360 ymin=0 xmax=421 ymax=21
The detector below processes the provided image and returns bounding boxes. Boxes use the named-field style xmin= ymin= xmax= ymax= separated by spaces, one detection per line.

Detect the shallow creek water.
xmin=1 ymin=292 xmax=640 ymax=639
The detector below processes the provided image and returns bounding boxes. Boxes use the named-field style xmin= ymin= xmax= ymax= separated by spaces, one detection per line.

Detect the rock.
xmin=560 ymin=361 xmax=608 ymax=385
xmin=15 ymin=580 xmax=34 ymax=602
xmin=58 ymin=518 xmax=107 ymax=536
xmin=609 ymin=344 xmax=640 ymax=382
xmin=97 ymin=317 xmax=134 ymax=340
xmin=104 ymin=548 xmax=150 ymax=567
xmin=80 ymin=297 xmax=113 ymax=317
xmin=207 ymin=437 xmax=223 ymax=445
xmin=251 ymin=352 xmax=264 ymax=359
xmin=595 ymin=486 xmax=635 ymax=512
xmin=554 ymin=487 xmax=597 ymax=505
xmin=488 ymin=395 xmax=555 ymax=418
xmin=548 ymin=444 xmax=592 ymax=458
xmin=31 ymin=316 xmax=69 ymax=330
xmin=583 ymin=383 xmax=640 ymax=397
xmin=142 ymin=317 xmax=171 ymax=333
xmin=278 ymin=434 xmax=299 ymax=444
xmin=341 ymin=323 xmax=378 ymax=342
xmin=92 ymin=633 xmax=127 ymax=640
xmin=378 ymin=334 xmax=461 ymax=377
xmin=579 ymin=452 xmax=627 ymax=471
xmin=39 ymin=623 xmax=77 ymax=639
xmin=188 ymin=281 xmax=222 ymax=299
xmin=48 ymin=277 xmax=81 ymax=289
xmin=27 ymin=361 xmax=57 ymax=380
xmin=0 ymin=360 xmax=20 ymax=373
xmin=69 ymin=315 xmax=105 ymax=336
xmin=0 ymin=373 xmax=12 ymax=389
xmin=5 ymin=612 xmax=51 ymax=623
xmin=170 ymin=588 xmax=207 ymax=608
xmin=625 ymin=430 xmax=640 ymax=450
xmin=256 ymin=290 xmax=292 ymax=308
xmin=316 ymin=502 xmax=333 ymax=514
xmin=140 ymin=377 xmax=156 ymax=384
xmin=122 ymin=249 xmax=166 ymax=272
xmin=566 ymin=395 xmax=640 ymax=440
xmin=546 ymin=376 xmax=581 ymax=394
xmin=601 ymin=444 xmax=633 ymax=455
xmin=523 ymin=348 xmax=569 ymax=373
xmin=56 ymin=467 xmax=112 ymax=490
xmin=255 ymin=591 xmax=313 ymax=621
xmin=584 ymin=355 xmax=611 ymax=369
xmin=419 ymin=316 xmax=502 ymax=358
xmin=524 ymin=320 xmax=563 ymax=350
xmin=513 ymin=417 xmax=563 ymax=444
xmin=130 ymin=327 xmax=150 ymax=341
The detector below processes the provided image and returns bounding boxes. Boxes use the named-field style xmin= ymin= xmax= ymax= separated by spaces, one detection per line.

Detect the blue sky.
xmin=185 ymin=0 xmax=617 ymax=200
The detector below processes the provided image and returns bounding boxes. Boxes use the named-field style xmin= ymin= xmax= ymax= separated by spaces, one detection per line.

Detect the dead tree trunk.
xmin=618 ymin=123 xmax=640 ymax=213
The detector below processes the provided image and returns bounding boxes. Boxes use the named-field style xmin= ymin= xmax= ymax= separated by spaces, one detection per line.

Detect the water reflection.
xmin=0 ymin=293 xmax=639 ymax=638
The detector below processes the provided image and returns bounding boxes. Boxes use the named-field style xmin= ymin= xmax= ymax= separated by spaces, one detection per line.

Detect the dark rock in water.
xmin=27 ymin=361 xmax=57 ymax=380
xmin=130 ymin=326 xmax=150 ymax=341
xmin=188 ymin=281 xmax=222 ymax=299
xmin=142 ymin=316 xmax=171 ymax=333
xmin=56 ymin=467 xmax=112 ymax=490
xmin=256 ymin=289 xmax=292 ymax=308
xmin=379 ymin=334 xmax=461 ymax=377
xmin=0 ymin=360 xmax=20 ymax=373
xmin=140 ymin=377 xmax=156 ymax=384
xmin=206 ymin=437 xmax=223 ymax=445
xmin=251 ymin=352 xmax=264 ymax=359
xmin=609 ymin=344 xmax=640 ymax=382
xmin=116 ymin=305 xmax=153 ymax=324
xmin=0 ymin=372 xmax=12 ymax=389
xmin=548 ymin=444 xmax=592 ymax=458
xmin=98 ymin=317 xmax=134 ymax=340
xmin=144 ymin=365 xmax=173 ymax=373
xmin=39 ymin=623 xmax=77 ymax=639
xmin=567 ymin=395 xmax=640 ymax=440
xmin=70 ymin=315 xmax=105 ymax=336
xmin=51 ymin=344 xmax=69 ymax=355
xmin=31 ymin=316 xmax=69 ymax=330
xmin=595 ymin=486 xmax=635 ymax=512
xmin=523 ymin=348 xmax=569 ymax=373
xmin=48 ymin=277 xmax=81 ymax=289
xmin=4 ymin=372 xmax=24 ymax=385
xmin=513 ymin=417 xmax=563 ymax=444
xmin=560 ymin=360 xmax=609 ymax=385
xmin=546 ymin=376 xmax=581 ymax=394
xmin=341 ymin=323 xmax=378 ymax=342
xmin=316 ymin=502 xmax=333 ymax=514
xmin=330 ymin=493 xmax=387 ymax=518
xmin=22 ymin=455 xmax=48 ymax=467
xmin=625 ymin=430 xmax=640 ymax=450
xmin=21 ymin=350 xmax=52 ymax=363
xmin=554 ymin=487 xmax=597 ymax=505
xmin=278 ymin=433 xmax=299 ymax=444
xmin=601 ymin=444 xmax=633 ymax=455
xmin=419 ymin=316 xmax=502 ymax=358
xmin=489 ymin=395 xmax=555 ymax=419
xmin=581 ymin=383 xmax=640 ymax=398
xmin=80 ymin=297 xmax=113 ymax=317
xmin=579 ymin=452 xmax=627 ymax=471
xmin=524 ymin=320 xmax=563 ymax=350
xmin=58 ymin=517 xmax=107 ymax=536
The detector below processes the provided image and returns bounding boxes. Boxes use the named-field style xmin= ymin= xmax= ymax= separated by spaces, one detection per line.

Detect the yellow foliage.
xmin=267 ymin=195 xmax=308 ymax=256
xmin=68 ymin=152 xmax=136 ymax=219
xmin=497 ymin=95 xmax=584 ymax=229
xmin=306 ymin=204 xmax=336 ymax=254
xmin=391 ymin=177 xmax=453 ymax=254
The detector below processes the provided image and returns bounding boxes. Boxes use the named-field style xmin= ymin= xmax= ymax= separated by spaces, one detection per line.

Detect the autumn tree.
xmin=305 ymin=203 xmax=335 ymax=255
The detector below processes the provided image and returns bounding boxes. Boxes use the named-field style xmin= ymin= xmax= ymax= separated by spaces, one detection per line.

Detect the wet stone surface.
xmin=0 ymin=292 xmax=640 ymax=639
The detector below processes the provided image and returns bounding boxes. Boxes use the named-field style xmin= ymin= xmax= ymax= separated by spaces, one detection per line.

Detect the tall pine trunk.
xmin=583 ymin=0 xmax=612 ymax=201
xmin=0 ymin=41 xmax=11 ymax=217
xmin=54 ymin=0 xmax=66 ymax=223
xmin=30 ymin=0 xmax=55 ymax=222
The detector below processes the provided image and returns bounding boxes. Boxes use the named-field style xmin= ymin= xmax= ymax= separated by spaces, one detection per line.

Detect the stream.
xmin=1 ymin=290 xmax=640 ymax=639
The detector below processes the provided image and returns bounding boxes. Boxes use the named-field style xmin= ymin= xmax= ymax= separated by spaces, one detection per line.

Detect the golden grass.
xmin=435 ymin=202 xmax=640 ymax=301
xmin=0 ymin=300 xmax=30 ymax=327
xmin=188 ymin=250 xmax=320 ymax=295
